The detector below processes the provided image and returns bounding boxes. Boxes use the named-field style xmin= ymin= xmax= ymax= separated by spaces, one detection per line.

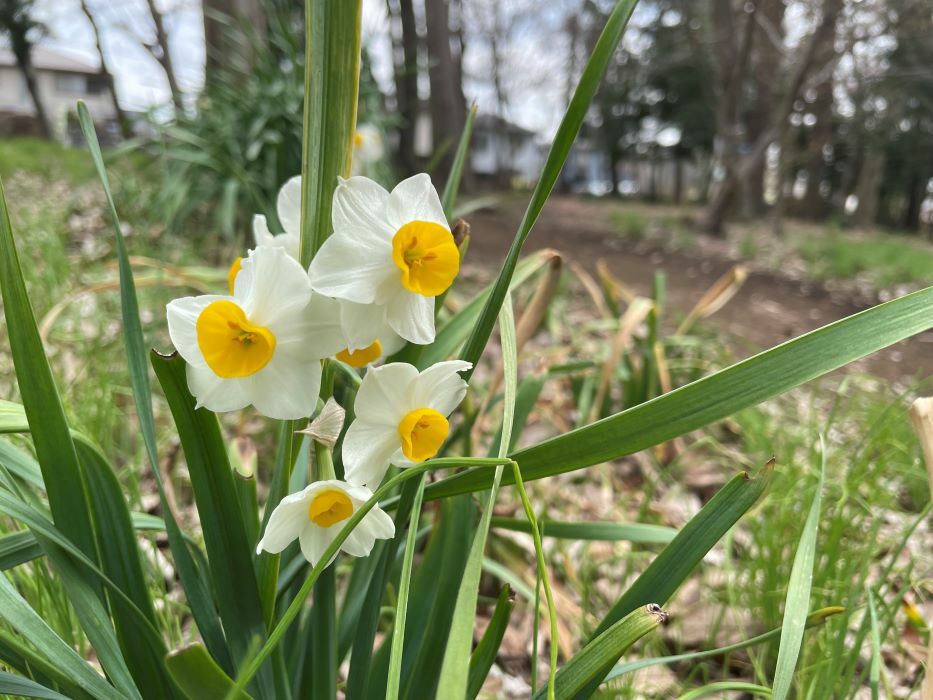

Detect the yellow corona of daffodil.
xmin=256 ymin=480 xmax=394 ymax=567
xmin=342 ymin=360 xmax=471 ymax=488
xmin=166 ymin=246 xmax=334 ymax=419
xmin=308 ymin=174 xmax=459 ymax=345
xmin=351 ymin=123 xmax=385 ymax=176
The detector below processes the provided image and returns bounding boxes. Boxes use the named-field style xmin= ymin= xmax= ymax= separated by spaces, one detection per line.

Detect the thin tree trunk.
xmin=80 ymin=0 xmax=131 ymax=139
xmin=16 ymin=54 xmax=51 ymax=138
xmin=203 ymin=0 xmax=265 ymax=90
xmin=144 ymin=0 xmax=183 ymax=111
xmin=386 ymin=0 xmax=418 ymax=176
xmin=425 ymin=0 xmax=467 ymax=184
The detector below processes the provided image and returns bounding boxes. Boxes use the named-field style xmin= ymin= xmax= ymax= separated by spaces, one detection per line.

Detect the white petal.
xmin=341 ymin=419 xmax=400 ymax=489
xmin=269 ymin=293 xmax=345 ymax=361
xmin=277 ymin=176 xmax=302 ymax=238
xmin=236 ymin=247 xmax=311 ymax=326
xmin=186 ymin=365 xmax=251 ymax=413
xmin=386 ymin=173 xmax=448 ymax=231
xmin=166 ymin=294 xmax=230 ymax=367
xmin=339 ymin=300 xmax=385 ymax=352
xmin=332 ymin=176 xmax=393 ymax=236
xmin=253 ymin=214 xmax=274 ymax=247
xmin=256 ymin=495 xmax=308 ymax=554
xmin=354 ymin=362 xmax=419 ymax=423
xmin=298 ymin=525 xmax=336 ymax=567
xmin=408 ymin=361 xmax=472 ymax=415
xmin=362 ymin=505 xmax=396 ymax=541
xmin=384 ymin=291 xmax=435 ymax=345
xmin=307 ymin=230 xmax=395 ymax=304
xmin=245 ymin=353 xmax=321 ymax=420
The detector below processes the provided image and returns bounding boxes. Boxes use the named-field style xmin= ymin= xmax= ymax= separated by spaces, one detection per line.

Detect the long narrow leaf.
xmin=0 ymin=672 xmax=70 ymax=700
xmin=165 ymin=644 xmax=253 ymax=700
xmin=771 ymin=444 xmax=825 ymax=700
xmin=533 ymin=605 xmax=667 ymax=699
xmin=436 ymin=293 xmax=518 ymax=698
xmin=457 ymin=0 xmax=639 ymax=377
xmin=76 ymin=101 xmax=233 ymax=674
xmin=425 ymin=286 xmax=933 ymax=500
xmin=492 ymin=517 xmax=676 ymax=544
xmin=151 ymin=352 xmax=272 ymax=695
xmin=467 ymin=585 xmax=514 ymax=700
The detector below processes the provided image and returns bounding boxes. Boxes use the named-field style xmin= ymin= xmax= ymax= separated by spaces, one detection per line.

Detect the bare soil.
xmin=463 ymin=195 xmax=933 ymax=383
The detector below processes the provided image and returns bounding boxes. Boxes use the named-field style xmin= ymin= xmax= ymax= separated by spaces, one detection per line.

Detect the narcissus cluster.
xmin=166 ymin=173 xmax=468 ymax=566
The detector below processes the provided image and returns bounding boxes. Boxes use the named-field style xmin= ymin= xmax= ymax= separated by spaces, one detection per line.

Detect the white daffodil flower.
xmin=252 ymin=176 xmax=301 ymax=261
xmin=166 ymin=246 xmax=332 ymax=420
xmin=342 ymin=360 xmax=471 ymax=489
xmin=239 ymin=176 xmax=405 ymax=367
xmin=308 ymin=174 xmax=459 ymax=346
xmin=256 ymin=480 xmax=394 ymax=567
xmin=351 ymin=124 xmax=385 ymax=176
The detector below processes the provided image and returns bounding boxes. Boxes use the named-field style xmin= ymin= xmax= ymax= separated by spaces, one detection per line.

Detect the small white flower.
xmin=166 ymin=246 xmax=334 ymax=419
xmin=308 ymin=174 xmax=459 ymax=346
xmin=252 ymin=176 xmax=301 ymax=261
xmin=256 ymin=480 xmax=394 ymax=567
xmin=342 ymin=360 xmax=471 ymax=488
xmin=351 ymin=124 xmax=385 ymax=176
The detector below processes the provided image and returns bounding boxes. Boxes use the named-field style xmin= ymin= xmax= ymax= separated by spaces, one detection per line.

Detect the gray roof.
xmin=0 ymin=45 xmax=98 ymax=74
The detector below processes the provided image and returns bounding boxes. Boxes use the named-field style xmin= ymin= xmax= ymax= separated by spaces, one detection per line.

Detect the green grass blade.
xmin=456 ymin=0 xmax=638 ymax=378
xmin=866 ymin=588 xmax=881 ymax=700
xmin=421 ymin=251 xmax=558 ymax=368
xmin=0 ymin=671 xmax=70 ymax=700
xmin=467 ymin=585 xmax=514 ymax=700
xmin=299 ymin=0 xmax=362 ymax=265
xmin=77 ymin=440 xmax=178 ymax=698
xmin=424 ymin=286 xmax=933 ymax=500
xmin=571 ymin=462 xmax=774 ymax=698
xmin=679 ymin=682 xmax=772 ymax=699
xmin=151 ymin=352 xmax=272 ymax=694
xmin=441 ymin=105 xmax=477 ymax=218
xmin=0 ymin=176 xmax=99 ymax=563
xmin=385 ymin=475 xmax=426 ymax=700
xmin=771 ymin=443 xmax=825 ymax=700
xmin=76 ymin=100 xmax=234 ymax=674
xmin=0 ymin=568 xmax=124 ymax=700
xmin=165 ymin=644 xmax=253 ymax=700
xmin=0 ymin=529 xmax=42 ymax=569
xmin=309 ymin=567 xmax=338 ymax=699
xmin=603 ymin=607 xmax=844 ymax=683
xmin=532 ymin=605 xmax=667 ymax=699
xmin=436 ymin=293 xmax=518 ymax=698
xmin=491 ymin=517 xmax=676 ymax=544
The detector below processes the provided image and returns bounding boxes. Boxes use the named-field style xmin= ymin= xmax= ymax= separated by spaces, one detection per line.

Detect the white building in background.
xmin=0 ymin=46 xmax=119 ymax=143
xmin=470 ymin=114 xmax=543 ymax=186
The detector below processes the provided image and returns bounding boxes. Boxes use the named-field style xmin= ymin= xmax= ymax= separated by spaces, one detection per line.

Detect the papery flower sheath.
xmin=308 ymin=174 xmax=459 ymax=345
xmin=256 ymin=480 xmax=394 ymax=567
xmin=166 ymin=246 xmax=333 ymax=419
xmin=342 ymin=360 xmax=471 ymax=488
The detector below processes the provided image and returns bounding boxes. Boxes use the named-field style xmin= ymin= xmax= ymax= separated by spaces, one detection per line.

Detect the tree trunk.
xmin=15 ymin=53 xmax=51 ymax=138
xmin=902 ymin=174 xmax=924 ymax=231
xmin=852 ymin=146 xmax=884 ymax=229
xmin=80 ymin=0 xmax=131 ymax=139
xmin=386 ymin=0 xmax=419 ymax=176
xmin=144 ymin=0 xmax=183 ymax=111
xmin=424 ymin=0 xmax=467 ymax=185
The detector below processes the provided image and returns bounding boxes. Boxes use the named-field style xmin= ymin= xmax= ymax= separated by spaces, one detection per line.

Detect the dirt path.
xmin=464 ymin=196 xmax=933 ymax=383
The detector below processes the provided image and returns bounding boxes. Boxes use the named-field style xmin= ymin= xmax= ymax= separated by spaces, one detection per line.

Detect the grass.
xmin=797 ymin=232 xmax=933 ymax=287
xmin=0 ymin=138 xmax=96 ymax=184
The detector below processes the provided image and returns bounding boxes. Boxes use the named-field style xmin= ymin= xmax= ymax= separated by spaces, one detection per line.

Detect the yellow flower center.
xmin=391 ymin=220 xmax=459 ymax=296
xmin=196 ymin=300 xmax=276 ymax=378
xmin=398 ymin=407 xmax=449 ymax=462
xmin=354 ymin=131 xmax=364 ymax=147
xmin=308 ymin=489 xmax=354 ymax=527
xmin=227 ymin=257 xmax=243 ymax=294
xmin=336 ymin=339 xmax=383 ymax=368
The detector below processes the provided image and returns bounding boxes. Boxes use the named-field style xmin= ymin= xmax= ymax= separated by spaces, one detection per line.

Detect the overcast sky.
xmin=28 ymin=0 xmax=678 ymax=138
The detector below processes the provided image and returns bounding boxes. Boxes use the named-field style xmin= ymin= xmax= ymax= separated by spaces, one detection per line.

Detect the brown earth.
xmin=462 ymin=195 xmax=933 ymax=383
